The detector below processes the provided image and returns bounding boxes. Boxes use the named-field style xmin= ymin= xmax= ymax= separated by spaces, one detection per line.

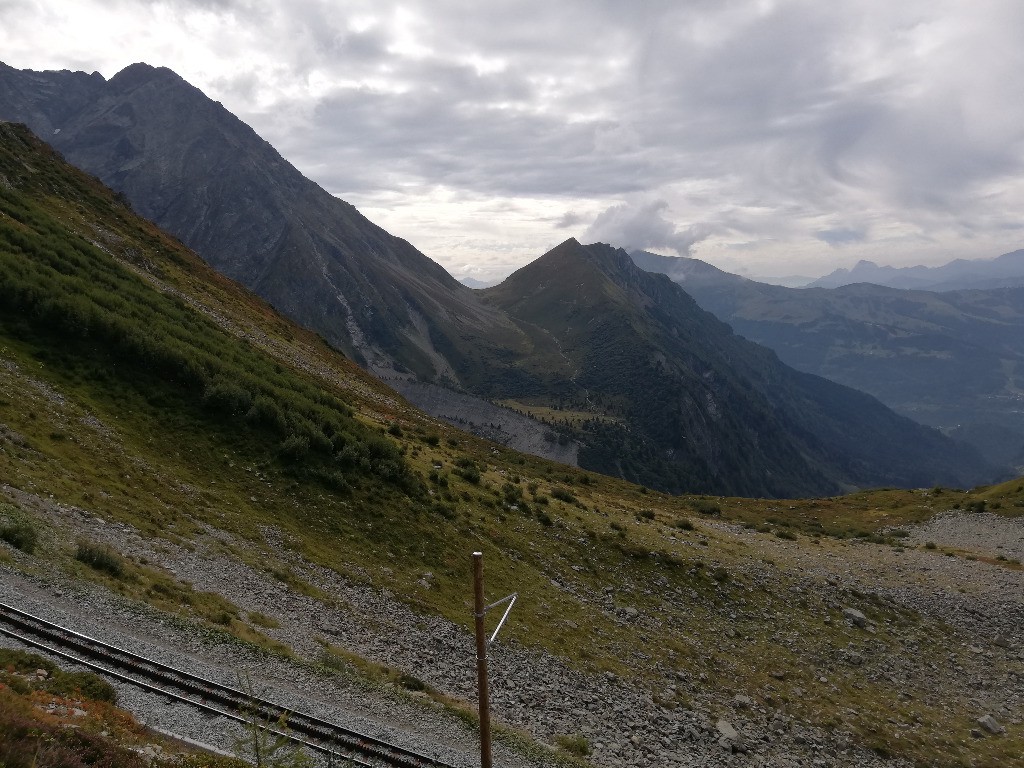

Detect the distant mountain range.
xmin=0 ymin=61 xmax=1000 ymax=494
xmin=805 ymin=250 xmax=1024 ymax=290
xmin=632 ymin=250 xmax=1024 ymax=471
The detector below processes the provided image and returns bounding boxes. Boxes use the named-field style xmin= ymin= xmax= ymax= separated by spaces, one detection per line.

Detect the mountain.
xmin=0 ymin=61 xmax=522 ymax=382
xmin=807 ymin=250 xmax=1024 ymax=290
xmin=4 ymin=121 xmax=1023 ymax=768
xmin=633 ymin=250 xmax=1024 ymax=470
xmin=0 ymin=61 xmax=1000 ymax=494
xmin=478 ymin=239 xmax=994 ymax=496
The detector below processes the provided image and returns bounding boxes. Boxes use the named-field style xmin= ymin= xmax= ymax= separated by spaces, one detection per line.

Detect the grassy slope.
xmin=1 ymin=123 xmax=1022 ymax=766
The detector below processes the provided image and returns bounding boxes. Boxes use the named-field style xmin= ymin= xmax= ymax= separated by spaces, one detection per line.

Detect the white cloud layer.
xmin=2 ymin=0 xmax=1023 ymax=281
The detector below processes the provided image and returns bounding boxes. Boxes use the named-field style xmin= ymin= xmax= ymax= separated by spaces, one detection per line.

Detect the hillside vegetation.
xmin=1 ymin=123 xmax=1022 ymax=767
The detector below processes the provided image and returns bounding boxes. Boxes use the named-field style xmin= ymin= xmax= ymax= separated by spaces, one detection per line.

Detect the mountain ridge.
xmin=0 ymin=61 xmax=1001 ymax=494
xmin=632 ymin=249 xmax=1024 ymax=470
xmin=480 ymin=239 xmax=995 ymax=496
xmin=806 ymin=249 xmax=1024 ymax=290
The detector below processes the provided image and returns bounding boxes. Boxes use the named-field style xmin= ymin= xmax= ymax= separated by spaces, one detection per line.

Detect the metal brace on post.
xmin=472 ymin=552 xmax=517 ymax=768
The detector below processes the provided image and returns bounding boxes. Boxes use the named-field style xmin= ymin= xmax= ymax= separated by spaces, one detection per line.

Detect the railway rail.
xmin=0 ymin=601 xmax=458 ymax=768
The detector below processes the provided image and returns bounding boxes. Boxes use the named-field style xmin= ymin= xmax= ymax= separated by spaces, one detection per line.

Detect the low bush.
xmin=691 ymin=499 xmax=721 ymax=516
xmin=455 ymin=464 xmax=481 ymax=484
xmin=75 ymin=540 xmax=125 ymax=578
xmin=0 ymin=522 xmax=38 ymax=553
xmin=550 ymin=487 xmax=577 ymax=504
xmin=554 ymin=733 xmax=591 ymax=757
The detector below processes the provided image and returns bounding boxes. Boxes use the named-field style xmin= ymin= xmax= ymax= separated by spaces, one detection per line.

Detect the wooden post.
xmin=472 ymin=552 xmax=492 ymax=768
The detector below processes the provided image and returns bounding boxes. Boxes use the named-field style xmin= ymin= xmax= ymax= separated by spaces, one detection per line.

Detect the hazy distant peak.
xmin=809 ymin=248 xmax=1024 ymax=290
xmin=629 ymin=248 xmax=748 ymax=287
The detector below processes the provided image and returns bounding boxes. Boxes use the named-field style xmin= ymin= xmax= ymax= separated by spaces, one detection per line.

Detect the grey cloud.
xmin=816 ymin=227 xmax=867 ymax=246
xmin=10 ymin=0 xmax=1022 ymax=274
xmin=583 ymin=200 xmax=712 ymax=256
xmin=555 ymin=211 xmax=584 ymax=229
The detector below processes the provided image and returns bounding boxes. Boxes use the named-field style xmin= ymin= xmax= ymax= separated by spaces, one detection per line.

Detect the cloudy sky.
xmin=2 ymin=1 xmax=1023 ymax=283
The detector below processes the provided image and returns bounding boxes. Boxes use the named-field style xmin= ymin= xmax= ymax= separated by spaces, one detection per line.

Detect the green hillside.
xmin=1 ymin=123 xmax=1021 ymax=767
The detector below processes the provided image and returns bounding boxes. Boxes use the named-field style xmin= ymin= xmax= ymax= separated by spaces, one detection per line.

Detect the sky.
xmin=2 ymin=1 xmax=1023 ymax=284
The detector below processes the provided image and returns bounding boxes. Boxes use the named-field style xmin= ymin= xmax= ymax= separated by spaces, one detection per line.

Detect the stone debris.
xmin=842 ymin=607 xmax=868 ymax=628
xmin=976 ymin=714 xmax=1005 ymax=735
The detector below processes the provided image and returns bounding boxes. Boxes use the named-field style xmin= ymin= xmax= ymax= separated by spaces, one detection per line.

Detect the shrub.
xmin=47 ymin=670 xmax=117 ymax=703
xmin=550 ymin=487 xmax=577 ymax=504
xmin=202 ymin=377 xmax=253 ymax=416
xmin=691 ymin=499 xmax=721 ymax=516
xmin=673 ymin=518 xmax=695 ymax=531
xmin=501 ymin=482 xmax=522 ymax=502
xmin=75 ymin=540 xmax=124 ymax=578
xmin=397 ymin=673 xmax=428 ymax=692
xmin=0 ymin=522 xmax=38 ymax=553
xmin=278 ymin=433 xmax=310 ymax=461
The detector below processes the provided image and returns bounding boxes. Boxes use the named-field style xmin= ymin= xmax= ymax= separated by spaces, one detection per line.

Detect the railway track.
xmin=0 ymin=601 xmax=458 ymax=768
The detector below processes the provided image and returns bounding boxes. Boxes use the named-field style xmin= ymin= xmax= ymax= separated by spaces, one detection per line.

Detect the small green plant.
xmin=554 ymin=733 xmax=591 ymax=757
xmin=248 ymin=612 xmax=281 ymax=629
xmin=233 ymin=672 xmax=312 ymax=768
xmin=397 ymin=673 xmax=428 ymax=692
xmin=673 ymin=517 xmax=695 ymax=531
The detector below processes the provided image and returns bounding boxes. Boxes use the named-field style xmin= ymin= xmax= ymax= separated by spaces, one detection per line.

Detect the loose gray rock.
xmin=977 ymin=714 xmax=1005 ymax=735
xmin=716 ymin=719 xmax=739 ymax=741
xmin=843 ymin=607 xmax=868 ymax=628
